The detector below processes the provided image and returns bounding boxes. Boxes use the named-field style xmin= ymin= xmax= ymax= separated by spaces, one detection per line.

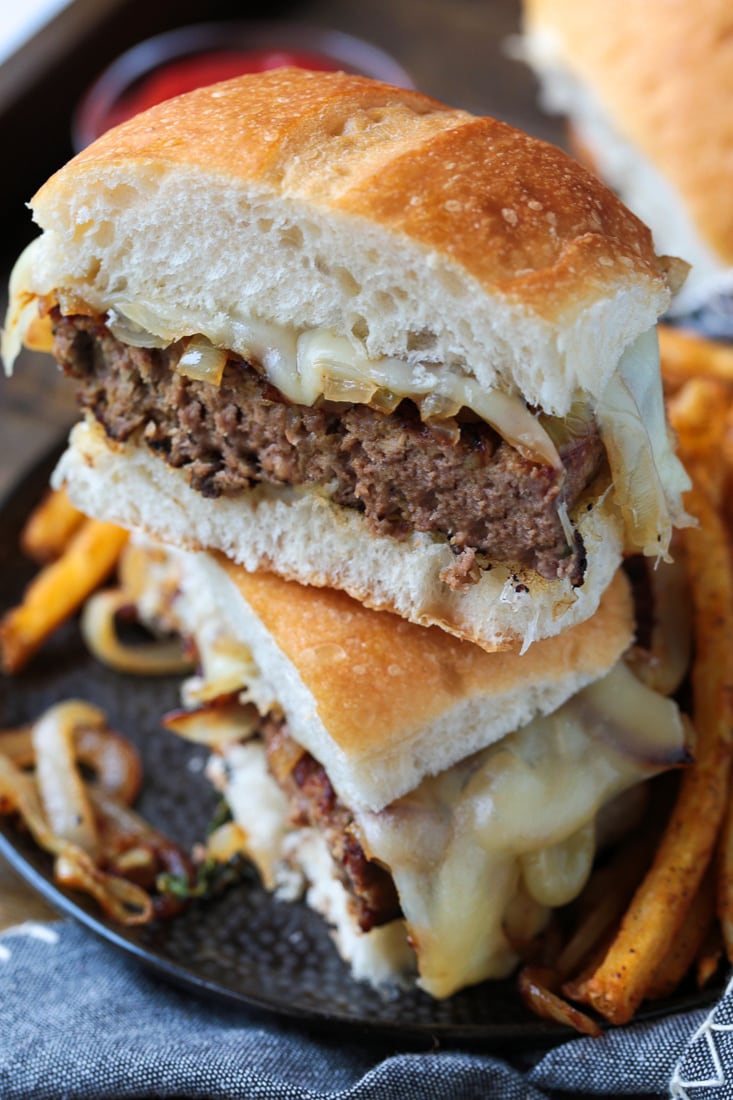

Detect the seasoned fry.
xmin=645 ymin=867 xmax=716 ymax=1001
xmin=573 ymin=480 xmax=733 ymax=1025
xmin=20 ymin=487 xmax=85 ymax=564
xmin=716 ymin=774 xmax=733 ymax=962
xmin=0 ymin=519 xmax=129 ymax=674
xmin=668 ymin=379 xmax=731 ymax=505
xmin=659 ymin=325 xmax=733 ymax=387
xmin=697 ymin=925 xmax=724 ymax=990
xmin=555 ymin=827 xmax=658 ymax=981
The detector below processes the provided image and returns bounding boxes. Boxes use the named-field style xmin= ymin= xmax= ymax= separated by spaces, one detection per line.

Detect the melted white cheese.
xmin=356 ymin=662 xmax=685 ymax=998
xmin=598 ymin=328 xmax=691 ymax=558
xmin=112 ymin=305 xmax=561 ymax=468
xmin=209 ymin=655 xmax=685 ymax=1000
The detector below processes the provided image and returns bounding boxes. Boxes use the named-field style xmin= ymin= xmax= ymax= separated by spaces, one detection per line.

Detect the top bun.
xmin=26 ymin=66 xmax=673 ymax=415
xmin=522 ymin=0 xmax=733 ymax=303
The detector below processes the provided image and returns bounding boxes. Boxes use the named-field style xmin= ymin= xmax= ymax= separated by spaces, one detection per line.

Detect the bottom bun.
xmin=54 ymin=415 xmax=625 ymax=653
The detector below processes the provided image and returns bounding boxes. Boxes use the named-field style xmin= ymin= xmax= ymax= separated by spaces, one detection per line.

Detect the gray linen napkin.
xmin=0 ymin=919 xmax=726 ymax=1099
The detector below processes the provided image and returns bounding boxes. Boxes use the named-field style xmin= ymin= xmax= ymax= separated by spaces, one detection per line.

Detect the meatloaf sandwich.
xmin=3 ymin=67 xmax=690 ymax=650
xmin=520 ymin=0 xmax=733 ymax=318
xmin=111 ymin=540 xmax=688 ymax=998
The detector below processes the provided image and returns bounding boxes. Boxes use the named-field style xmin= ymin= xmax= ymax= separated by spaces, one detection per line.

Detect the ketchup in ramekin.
xmin=73 ymin=24 xmax=414 ymax=151
xmin=103 ymin=49 xmax=346 ymax=130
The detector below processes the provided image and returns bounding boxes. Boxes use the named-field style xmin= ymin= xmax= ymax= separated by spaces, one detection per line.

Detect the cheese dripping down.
xmin=355 ymin=660 xmax=686 ymax=999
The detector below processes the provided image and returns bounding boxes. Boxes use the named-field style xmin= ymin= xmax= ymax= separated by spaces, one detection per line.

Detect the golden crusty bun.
xmin=135 ymin=543 xmax=634 ymax=811
xmin=6 ymin=68 xmax=690 ymax=650
xmin=522 ymin=0 xmax=733 ymax=311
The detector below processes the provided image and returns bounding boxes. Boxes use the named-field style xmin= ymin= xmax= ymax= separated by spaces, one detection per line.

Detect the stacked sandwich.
xmin=3 ymin=68 xmax=692 ymax=998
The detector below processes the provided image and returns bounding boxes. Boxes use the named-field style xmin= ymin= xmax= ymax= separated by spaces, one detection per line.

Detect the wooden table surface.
xmin=0 ymin=0 xmax=562 ymax=924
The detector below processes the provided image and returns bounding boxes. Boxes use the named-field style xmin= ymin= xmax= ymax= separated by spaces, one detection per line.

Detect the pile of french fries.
xmin=1 ymin=322 xmax=733 ymax=1030
xmin=0 ymin=491 xmax=129 ymax=675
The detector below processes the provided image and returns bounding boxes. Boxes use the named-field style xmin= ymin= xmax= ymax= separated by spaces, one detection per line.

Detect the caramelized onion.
xmin=321 ymin=373 xmax=377 ymax=404
xmin=1 ymin=720 xmax=141 ymax=806
xmin=163 ymin=698 xmax=259 ymax=748
xmin=175 ymin=336 xmax=228 ymax=386
xmin=32 ymin=700 xmax=103 ymax=856
xmin=81 ymin=588 xmax=194 ymax=676
xmin=518 ymin=966 xmax=602 ymax=1037
xmin=581 ymin=662 xmax=690 ymax=769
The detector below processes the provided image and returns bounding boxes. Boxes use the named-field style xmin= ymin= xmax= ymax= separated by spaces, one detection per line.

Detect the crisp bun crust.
xmin=218 ymin=558 xmax=634 ymax=760
xmin=148 ymin=542 xmax=634 ymax=808
xmin=33 ymin=67 xmax=669 ymax=321
xmin=524 ymin=0 xmax=733 ymax=266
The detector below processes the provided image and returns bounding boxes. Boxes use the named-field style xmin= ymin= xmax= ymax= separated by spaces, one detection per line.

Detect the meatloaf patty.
xmin=52 ymin=310 xmax=605 ymax=586
xmin=263 ymin=718 xmax=401 ymax=932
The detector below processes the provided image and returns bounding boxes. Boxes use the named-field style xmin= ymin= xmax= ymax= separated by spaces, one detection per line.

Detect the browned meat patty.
xmin=263 ymin=719 xmax=401 ymax=932
xmin=52 ymin=310 xmax=605 ymax=585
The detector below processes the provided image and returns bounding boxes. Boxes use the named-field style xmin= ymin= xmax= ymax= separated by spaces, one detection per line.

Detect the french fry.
xmin=645 ymin=866 xmax=716 ymax=1001
xmin=716 ymin=772 xmax=733 ymax=961
xmin=659 ymin=325 xmax=733 ymax=387
xmin=20 ymin=487 xmax=85 ymax=564
xmin=723 ymin=404 xmax=733 ymax=535
xmin=697 ymin=924 xmax=724 ymax=990
xmin=0 ymin=519 xmax=129 ymax=674
xmin=555 ymin=826 xmax=658 ymax=981
xmin=668 ymin=380 xmax=731 ymax=506
xmin=572 ymin=479 xmax=733 ymax=1024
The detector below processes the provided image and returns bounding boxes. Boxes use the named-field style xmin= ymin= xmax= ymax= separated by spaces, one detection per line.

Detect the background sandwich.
xmin=520 ymin=0 xmax=733 ymax=322
xmin=3 ymin=67 xmax=690 ymax=652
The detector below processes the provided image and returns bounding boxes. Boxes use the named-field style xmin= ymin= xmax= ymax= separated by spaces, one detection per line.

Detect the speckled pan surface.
xmin=0 ymin=447 xmax=718 ymax=1045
